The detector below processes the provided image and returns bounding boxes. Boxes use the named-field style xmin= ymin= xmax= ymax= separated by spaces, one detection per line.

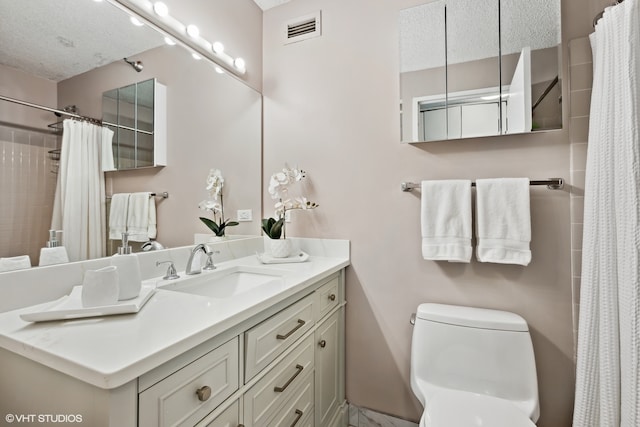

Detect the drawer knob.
xmin=290 ymin=409 xmax=304 ymax=427
xmin=319 ymin=339 xmax=327 ymax=348
xmin=274 ymin=364 xmax=304 ymax=393
xmin=195 ymin=385 xmax=212 ymax=402
xmin=328 ymin=293 xmax=336 ymax=301
xmin=276 ymin=319 xmax=306 ymax=340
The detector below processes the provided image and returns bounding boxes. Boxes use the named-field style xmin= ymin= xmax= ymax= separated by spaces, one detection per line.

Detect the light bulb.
xmin=212 ymin=42 xmax=225 ymax=54
xmin=186 ymin=25 xmax=200 ymax=38
xmin=164 ymin=37 xmax=176 ymax=46
xmin=153 ymin=2 xmax=169 ymax=17
xmin=130 ymin=16 xmax=144 ymax=27
xmin=215 ymin=67 xmax=225 ymax=74
xmin=234 ymin=58 xmax=245 ymax=70
xmin=192 ymin=53 xmax=202 ymax=60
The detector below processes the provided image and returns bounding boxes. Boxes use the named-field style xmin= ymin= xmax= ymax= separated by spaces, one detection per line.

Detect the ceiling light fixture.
xmin=130 ymin=16 xmax=144 ymax=27
xmin=192 ymin=53 xmax=202 ymax=60
xmin=164 ymin=37 xmax=176 ymax=46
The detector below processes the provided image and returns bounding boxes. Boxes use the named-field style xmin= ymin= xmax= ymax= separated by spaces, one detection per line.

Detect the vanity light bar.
xmin=109 ymin=0 xmax=247 ymax=76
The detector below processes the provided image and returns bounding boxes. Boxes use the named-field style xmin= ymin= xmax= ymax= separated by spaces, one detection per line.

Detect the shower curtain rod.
xmin=593 ymin=0 xmax=624 ymax=27
xmin=401 ymin=178 xmax=564 ymax=191
xmin=0 ymin=94 xmax=102 ymax=126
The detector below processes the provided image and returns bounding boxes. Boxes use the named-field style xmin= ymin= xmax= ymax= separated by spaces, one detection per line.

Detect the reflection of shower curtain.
xmin=51 ymin=120 xmax=113 ymax=262
xmin=574 ymin=1 xmax=640 ymax=426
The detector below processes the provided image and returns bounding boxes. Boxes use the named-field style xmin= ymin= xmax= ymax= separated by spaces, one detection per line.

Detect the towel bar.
xmin=106 ymin=192 xmax=169 ymax=200
xmin=401 ymin=178 xmax=564 ymax=192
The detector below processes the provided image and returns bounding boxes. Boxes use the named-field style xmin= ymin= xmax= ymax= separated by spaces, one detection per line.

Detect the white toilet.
xmin=410 ymin=303 xmax=539 ymax=427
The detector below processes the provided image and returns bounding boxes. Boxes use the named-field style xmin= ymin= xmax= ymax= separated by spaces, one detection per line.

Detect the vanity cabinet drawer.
xmin=139 ymin=337 xmax=239 ymax=427
xmin=315 ymin=275 xmax=340 ymax=320
xmin=243 ymin=335 xmax=314 ymax=426
xmin=205 ymin=399 xmax=239 ymax=427
xmin=245 ymin=294 xmax=314 ymax=381
xmin=265 ymin=374 xmax=314 ymax=427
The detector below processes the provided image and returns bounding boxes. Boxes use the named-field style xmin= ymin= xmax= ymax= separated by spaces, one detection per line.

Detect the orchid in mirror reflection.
xmin=262 ymin=165 xmax=318 ymax=240
xmin=198 ymin=169 xmax=239 ymax=237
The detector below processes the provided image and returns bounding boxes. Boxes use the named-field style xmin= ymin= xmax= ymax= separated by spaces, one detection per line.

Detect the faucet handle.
xmin=203 ymin=250 xmax=220 ymax=271
xmin=156 ymin=260 xmax=179 ymax=280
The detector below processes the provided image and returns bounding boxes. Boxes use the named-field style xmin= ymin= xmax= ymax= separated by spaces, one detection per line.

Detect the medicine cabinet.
xmin=102 ymin=78 xmax=167 ymax=170
xmin=399 ymin=0 xmax=562 ymax=143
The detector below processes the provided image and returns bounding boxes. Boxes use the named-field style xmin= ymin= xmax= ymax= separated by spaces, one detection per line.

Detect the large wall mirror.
xmin=399 ymin=0 xmax=562 ymax=143
xmin=0 ymin=0 xmax=261 ymax=268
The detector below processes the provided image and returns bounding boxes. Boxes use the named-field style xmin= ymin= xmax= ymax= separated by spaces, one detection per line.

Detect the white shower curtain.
xmin=574 ymin=1 xmax=640 ymax=426
xmin=51 ymin=120 xmax=113 ymax=262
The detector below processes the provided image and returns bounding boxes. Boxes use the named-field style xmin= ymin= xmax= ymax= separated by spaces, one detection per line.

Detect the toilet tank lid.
xmin=416 ymin=303 xmax=529 ymax=332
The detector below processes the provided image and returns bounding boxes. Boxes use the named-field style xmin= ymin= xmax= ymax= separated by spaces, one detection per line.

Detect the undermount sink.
xmin=159 ymin=265 xmax=286 ymax=299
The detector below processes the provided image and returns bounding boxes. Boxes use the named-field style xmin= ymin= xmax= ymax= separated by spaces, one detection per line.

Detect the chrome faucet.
xmin=186 ymin=244 xmax=208 ymax=275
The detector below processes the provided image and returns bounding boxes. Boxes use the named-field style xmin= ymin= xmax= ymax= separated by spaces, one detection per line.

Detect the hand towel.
xmin=101 ymin=127 xmax=116 ymax=172
xmin=475 ymin=178 xmax=531 ymax=265
xmin=39 ymin=247 xmax=70 ymax=266
xmin=0 ymin=255 xmax=32 ymax=272
xmin=108 ymin=193 xmax=130 ymax=240
xmin=127 ymin=192 xmax=156 ymax=242
xmin=421 ymin=180 xmax=472 ymax=262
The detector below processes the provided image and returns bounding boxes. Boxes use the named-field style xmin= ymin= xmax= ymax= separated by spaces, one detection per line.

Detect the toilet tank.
xmin=411 ymin=303 xmax=539 ymax=419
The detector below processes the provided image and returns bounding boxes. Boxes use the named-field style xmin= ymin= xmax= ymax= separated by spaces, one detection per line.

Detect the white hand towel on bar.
xmin=475 ymin=178 xmax=531 ymax=265
xmin=421 ymin=180 xmax=472 ymax=262
xmin=108 ymin=193 xmax=130 ymax=240
xmin=127 ymin=192 xmax=157 ymax=242
xmin=0 ymin=255 xmax=31 ymax=272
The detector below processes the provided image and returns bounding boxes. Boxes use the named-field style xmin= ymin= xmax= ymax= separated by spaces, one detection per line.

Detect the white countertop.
xmin=0 ymin=253 xmax=349 ymax=389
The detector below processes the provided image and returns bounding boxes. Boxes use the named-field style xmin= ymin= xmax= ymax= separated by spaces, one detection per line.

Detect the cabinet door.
xmin=206 ymin=400 xmax=239 ymax=427
xmin=315 ymin=310 xmax=342 ymax=426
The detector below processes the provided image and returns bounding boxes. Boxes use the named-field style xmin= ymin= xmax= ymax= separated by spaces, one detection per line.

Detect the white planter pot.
xmin=269 ymin=239 xmax=292 ymax=258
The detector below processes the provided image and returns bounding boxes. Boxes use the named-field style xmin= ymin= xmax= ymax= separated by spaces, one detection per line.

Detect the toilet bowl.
xmin=410 ymin=303 xmax=539 ymax=426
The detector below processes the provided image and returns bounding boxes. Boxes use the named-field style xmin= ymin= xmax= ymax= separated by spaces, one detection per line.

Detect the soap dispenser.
xmin=39 ymin=230 xmax=70 ymax=266
xmin=111 ymin=232 xmax=142 ymax=300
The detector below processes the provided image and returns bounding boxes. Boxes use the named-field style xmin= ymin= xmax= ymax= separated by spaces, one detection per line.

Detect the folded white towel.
xmin=109 ymin=193 xmax=130 ymax=240
xmin=421 ymin=180 xmax=472 ymax=262
xmin=475 ymin=178 xmax=531 ymax=265
xmin=39 ymin=246 xmax=70 ymax=266
xmin=127 ymin=192 xmax=156 ymax=242
xmin=0 ymin=255 xmax=32 ymax=272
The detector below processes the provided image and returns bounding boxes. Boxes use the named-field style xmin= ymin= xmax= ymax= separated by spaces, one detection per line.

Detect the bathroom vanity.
xmin=0 ymin=238 xmax=349 ymax=427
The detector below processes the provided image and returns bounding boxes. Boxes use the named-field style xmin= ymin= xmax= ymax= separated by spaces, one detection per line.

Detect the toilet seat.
xmin=420 ymin=390 xmax=536 ymax=427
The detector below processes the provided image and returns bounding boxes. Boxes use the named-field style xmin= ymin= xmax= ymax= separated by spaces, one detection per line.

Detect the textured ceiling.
xmin=252 ymin=0 xmax=293 ymax=10
xmin=0 ymin=0 xmax=164 ymax=82
xmin=400 ymin=0 xmax=561 ymax=73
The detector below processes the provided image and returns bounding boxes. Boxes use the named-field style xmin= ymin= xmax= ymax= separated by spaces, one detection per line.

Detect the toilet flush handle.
xmin=410 ymin=313 xmax=416 ymax=325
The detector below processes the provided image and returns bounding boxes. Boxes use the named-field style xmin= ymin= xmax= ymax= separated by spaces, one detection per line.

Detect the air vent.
xmin=284 ymin=11 xmax=321 ymax=44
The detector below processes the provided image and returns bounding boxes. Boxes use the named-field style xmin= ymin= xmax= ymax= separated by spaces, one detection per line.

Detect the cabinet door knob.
xmin=319 ymin=339 xmax=327 ymax=348
xmin=195 ymin=385 xmax=212 ymax=402
xmin=328 ymin=293 xmax=336 ymax=301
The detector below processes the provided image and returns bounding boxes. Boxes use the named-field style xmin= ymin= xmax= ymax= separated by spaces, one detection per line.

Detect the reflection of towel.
xmin=101 ymin=127 xmax=115 ymax=172
xmin=127 ymin=192 xmax=156 ymax=242
xmin=476 ymin=178 xmax=531 ymax=265
xmin=421 ymin=180 xmax=472 ymax=262
xmin=0 ymin=255 xmax=32 ymax=272
xmin=109 ymin=193 xmax=130 ymax=240
xmin=39 ymin=247 xmax=70 ymax=266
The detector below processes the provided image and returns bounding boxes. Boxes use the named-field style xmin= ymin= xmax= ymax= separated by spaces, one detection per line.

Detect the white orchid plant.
xmin=262 ymin=165 xmax=318 ymax=239
xmin=198 ymin=169 xmax=239 ymax=236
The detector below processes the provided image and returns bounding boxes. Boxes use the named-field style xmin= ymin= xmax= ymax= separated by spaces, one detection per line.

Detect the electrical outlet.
xmin=237 ymin=209 xmax=252 ymax=222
